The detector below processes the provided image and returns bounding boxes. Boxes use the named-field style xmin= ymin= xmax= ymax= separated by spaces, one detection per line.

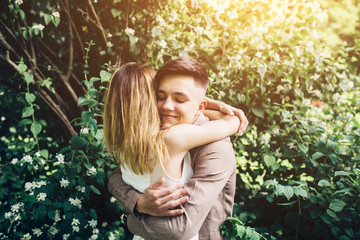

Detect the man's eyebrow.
xmin=157 ymin=89 xmax=189 ymax=98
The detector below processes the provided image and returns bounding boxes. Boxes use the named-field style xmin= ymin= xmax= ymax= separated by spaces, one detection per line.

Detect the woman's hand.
xmin=205 ymin=97 xmax=249 ymax=134
xmin=219 ymin=104 xmax=248 ymax=134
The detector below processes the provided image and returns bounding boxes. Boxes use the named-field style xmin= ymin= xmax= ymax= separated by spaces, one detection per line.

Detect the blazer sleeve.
xmin=127 ymin=138 xmax=236 ymax=240
xmin=108 ymin=167 xmax=142 ymax=214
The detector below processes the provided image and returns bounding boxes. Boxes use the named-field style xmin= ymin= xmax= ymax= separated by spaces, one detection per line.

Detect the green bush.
xmin=1 ymin=0 xmax=360 ymax=239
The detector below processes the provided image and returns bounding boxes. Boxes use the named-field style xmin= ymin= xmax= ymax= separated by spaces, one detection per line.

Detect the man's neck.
xmin=193 ymin=113 xmax=207 ymax=126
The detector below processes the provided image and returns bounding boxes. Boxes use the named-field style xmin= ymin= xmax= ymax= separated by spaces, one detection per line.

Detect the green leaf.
xmin=298 ymin=143 xmax=308 ymax=154
xmin=25 ymin=93 xmax=36 ymax=104
xmin=312 ymin=152 xmax=325 ymax=160
xmin=70 ymin=136 xmax=89 ymax=150
xmin=335 ymin=171 xmax=350 ymax=177
xmin=284 ymin=186 xmax=294 ymax=201
xmin=263 ymin=179 xmax=277 ymax=186
xmin=329 ymin=199 xmax=346 ymax=212
xmin=111 ymin=8 xmax=121 ymax=18
xmin=40 ymin=149 xmax=49 ymax=159
xmin=18 ymin=118 xmax=33 ymax=126
xmin=318 ymin=179 xmax=331 ymax=187
xmin=264 ymin=154 xmax=279 ymax=171
xmin=19 ymin=9 xmax=25 ymax=20
xmin=90 ymin=185 xmax=101 ymax=195
xmin=18 ymin=62 xmax=27 ymax=73
xmin=319 ymin=214 xmax=331 ymax=224
xmin=52 ymin=16 xmax=60 ymax=27
xmin=31 ymin=121 xmax=42 ymax=137
xmin=78 ymin=96 xmax=89 ymax=106
xmin=293 ymin=186 xmax=308 ymax=198
xmin=33 ymin=204 xmax=46 ymax=221
xmin=251 ymin=107 xmax=264 ymax=118
xmin=44 ymin=14 xmax=52 ymax=25
xmin=23 ymin=72 xmax=34 ymax=85
xmin=275 ymin=184 xmax=285 ymax=196
xmin=22 ymin=107 xmax=34 ymax=118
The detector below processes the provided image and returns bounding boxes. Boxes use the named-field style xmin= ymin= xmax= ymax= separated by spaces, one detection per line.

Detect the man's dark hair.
xmin=154 ymin=57 xmax=209 ymax=90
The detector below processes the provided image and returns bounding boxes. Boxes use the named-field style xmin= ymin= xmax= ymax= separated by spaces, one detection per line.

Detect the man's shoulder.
xmin=195 ymin=137 xmax=233 ymax=151
xmin=189 ymin=137 xmax=235 ymax=165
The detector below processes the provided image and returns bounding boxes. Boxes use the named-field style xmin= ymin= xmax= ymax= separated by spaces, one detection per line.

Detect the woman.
xmin=103 ymin=63 xmax=239 ymax=239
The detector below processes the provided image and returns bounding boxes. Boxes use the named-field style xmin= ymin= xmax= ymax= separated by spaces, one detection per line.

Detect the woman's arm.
xmin=164 ymin=113 xmax=240 ymax=154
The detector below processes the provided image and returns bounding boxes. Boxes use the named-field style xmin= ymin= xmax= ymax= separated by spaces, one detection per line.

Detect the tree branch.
xmin=60 ymin=0 xmax=85 ymax=56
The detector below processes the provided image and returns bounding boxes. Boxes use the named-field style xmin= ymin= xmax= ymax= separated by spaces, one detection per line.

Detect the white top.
xmin=121 ymin=152 xmax=198 ymax=240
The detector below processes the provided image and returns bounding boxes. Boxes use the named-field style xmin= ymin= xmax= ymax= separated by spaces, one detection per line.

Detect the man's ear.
xmin=197 ymin=99 xmax=207 ymax=114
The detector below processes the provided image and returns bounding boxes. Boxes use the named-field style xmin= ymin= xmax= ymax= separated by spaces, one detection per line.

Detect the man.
xmin=108 ymin=57 xmax=248 ymax=239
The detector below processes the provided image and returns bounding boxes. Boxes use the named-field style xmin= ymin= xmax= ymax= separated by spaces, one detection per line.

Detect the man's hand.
xmin=219 ymin=104 xmax=248 ymax=134
xmin=135 ymin=178 xmax=189 ymax=217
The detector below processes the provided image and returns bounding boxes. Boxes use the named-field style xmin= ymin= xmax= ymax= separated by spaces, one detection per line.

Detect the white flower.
xmin=89 ymin=219 xmax=97 ymax=228
xmin=76 ymin=186 xmax=86 ymax=193
xmin=102 ymin=222 xmax=108 ymax=227
xmin=72 ymin=218 xmax=80 ymax=226
xmin=274 ymin=149 xmax=282 ymax=158
xmin=52 ymin=11 xmax=60 ymax=18
xmin=15 ymin=0 xmax=23 ymax=5
xmin=32 ymin=228 xmax=42 ymax=237
xmin=158 ymin=40 xmax=167 ymax=48
xmin=32 ymin=24 xmax=45 ymax=31
xmin=23 ymin=155 xmax=33 ymax=164
xmin=287 ymin=142 xmax=297 ymax=150
xmin=14 ymin=214 xmax=22 ymax=221
xmin=55 ymin=209 xmax=61 ymax=222
xmin=60 ymin=178 xmax=70 ymax=188
xmin=49 ymin=226 xmax=58 ymax=236
xmin=90 ymin=234 xmax=98 ymax=240
xmin=80 ymin=127 xmax=89 ymax=134
xmin=255 ymin=51 xmax=262 ymax=58
xmin=37 ymin=193 xmax=47 ymax=201
xmin=88 ymin=166 xmax=97 ymax=176
xmin=63 ymin=234 xmax=70 ymax=240
xmin=274 ymin=52 xmax=280 ymax=61
xmin=39 ymin=159 xmax=46 ymax=165
xmin=11 ymin=158 xmax=18 ymax=164
xmin=35 ymin=152 xmax=41 ymax=157
xmin=110 ymin=197 xmax=116 ymax=203
xmin=1 ymin=116 xmax=5 ymax=121
xmin=69 ymin=197 xmax=82 ymax=209
xmin=56 ymin=153 xmax=65 ymax=164
xmin=108 ymin=232 xmax=116 ymax=240
xmin=72 ymin=226 xmax=80 ymax=232
xmin=5 ymin=212 xmax=12 ymax=219
xmin=11 ymin=203 xmax=20 ymax=213
xmin=124 ymin=27 xmax=135 ymax=36
xmin=106 ymin=41 xmax=114 ymax=48
xmin=36 ymin=180 xmax=47 ymax=188
xmin=25 ymin=182 xmax=33 ymax=191
xmin=20 ymin=233 xmax=31 ymax=240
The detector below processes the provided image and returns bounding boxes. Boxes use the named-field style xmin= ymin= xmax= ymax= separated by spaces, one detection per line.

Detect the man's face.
xmin=156 ymin=74 xmax=206 ymax=129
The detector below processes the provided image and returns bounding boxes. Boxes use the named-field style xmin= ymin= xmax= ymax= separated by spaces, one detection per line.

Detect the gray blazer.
xmin=108 ymin=114 xmax=236 ymax=240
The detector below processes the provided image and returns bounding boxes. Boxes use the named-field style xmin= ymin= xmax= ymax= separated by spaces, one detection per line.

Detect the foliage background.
xmin=0 ymin=0 xmax=359 ymax=239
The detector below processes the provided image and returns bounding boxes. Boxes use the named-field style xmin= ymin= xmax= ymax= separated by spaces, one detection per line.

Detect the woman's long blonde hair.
xmin=103 ymin=63 xmax=168 ymax=174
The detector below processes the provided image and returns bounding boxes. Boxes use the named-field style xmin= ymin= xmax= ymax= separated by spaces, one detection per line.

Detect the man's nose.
xmin=162 ymin=97 xmax=174 ymax=111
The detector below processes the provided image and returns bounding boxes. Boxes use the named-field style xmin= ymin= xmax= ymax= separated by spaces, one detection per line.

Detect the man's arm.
xmin=108 ymin=167 xmax=189 ymax=216
xmin=108 ymin=167 xmax=141 ymax=214
xmin=127 ymin=139 xmax=236 ymax=240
